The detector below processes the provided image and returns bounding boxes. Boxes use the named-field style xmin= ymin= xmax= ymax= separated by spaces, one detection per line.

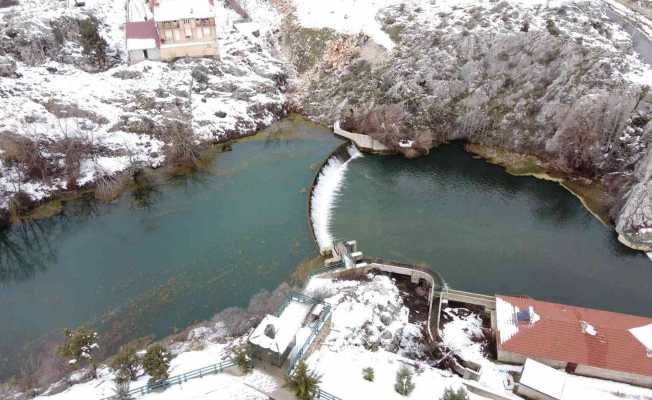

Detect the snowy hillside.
xmin=0 ymin=0 xmax=286 ymax=212
xmin=25 ymin=273 xmax=652 ymax=400
xmin=280 ymin=0 xmax=652 ymax=251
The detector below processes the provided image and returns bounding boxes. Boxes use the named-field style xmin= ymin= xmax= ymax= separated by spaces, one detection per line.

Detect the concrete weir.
xmin=308 ymin=142 xmax=362 ymax=254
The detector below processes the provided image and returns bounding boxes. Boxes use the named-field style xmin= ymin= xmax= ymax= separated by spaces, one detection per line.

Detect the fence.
xmin=286 ymin=302 xmax=332 ymax=375
xmin=317 ymin=388 xmax=343 ymax=400
xmin=100 ymin=357 xmax=234 ymax=400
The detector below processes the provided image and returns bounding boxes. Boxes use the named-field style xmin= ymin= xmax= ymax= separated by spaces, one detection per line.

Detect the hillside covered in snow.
xmin=276 ymin=0 xmax=652 ymax=251
xmin=0 ymin=0 xmax=286 ymax=217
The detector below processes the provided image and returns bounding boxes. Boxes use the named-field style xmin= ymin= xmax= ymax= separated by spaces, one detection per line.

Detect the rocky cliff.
xmin=280 ymin=0 xmax=652 ymax=250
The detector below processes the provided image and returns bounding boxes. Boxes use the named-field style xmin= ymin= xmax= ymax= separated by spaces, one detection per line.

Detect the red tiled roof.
xmin=125 ymin=20 xmax=160 ymax=48
xmin=496 ymin=295 xmax=652 ymax=378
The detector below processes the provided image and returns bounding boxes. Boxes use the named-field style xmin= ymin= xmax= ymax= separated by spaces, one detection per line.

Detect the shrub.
xmin=231 ymin=344 xmax=253 ymax=374
xmin=56 ymin=327 xmax=99 ymax=377
xmin=286 ymin=360 xmax=321 ymax=400
xmin=79 ymin=17 xmax=107 ymax=66
xmin=142 ymin=344 xmax=171 ymax=383
xmin=440 ymin=387 xmax=470 ymax=400
xmin=112 ymin=379 xmax=132 ymax=400
xmin=362 ymin=367 xmax=374 ymax=382
xmin=111 ymin=345 xmax=141 ymax=383
xmin=546 ymin=19 xmax=560 ymax=36
xmin=394 ymin=366 xmax=415 ymax=396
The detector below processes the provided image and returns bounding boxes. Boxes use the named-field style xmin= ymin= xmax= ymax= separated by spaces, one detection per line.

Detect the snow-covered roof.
xmin=127 ymin=0 xmax=154 ymax=22
xmin=519 ymin=359 xmax=566 ymax=400
xmin=630 ymin=323 xmax=652 ymax=355
xmin=153 ymin=0 xmax=215 ymax=22
xmin=249 ymin=301 xmax=312 ymax=354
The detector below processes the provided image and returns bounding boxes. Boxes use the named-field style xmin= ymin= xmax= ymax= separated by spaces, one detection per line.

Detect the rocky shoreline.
xmin=277 ymin=0 xmax=652 ymax=251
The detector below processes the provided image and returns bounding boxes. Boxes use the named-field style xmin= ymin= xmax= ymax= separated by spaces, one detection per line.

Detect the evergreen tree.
xmin=57 ymin=327 xmax=99 ymax=378
xmin=79 ymin=17 xmax=107 ymax=67
xmin=231 ymin=344 xmax=253 ymax=374
xmin=111 ymin=345 xmax=141 ymax=383
xmin=394 ymin=366 xmax=415 ymax=396
xmin=286 ymin=360 xmax=321 ymax=400
xmin=362 ymin=367 xmax=375 ymax=382
xmin=112 ymin=379 xmax=132 ymax=400
xmin=440 ymin=387 xmax=470 ymax=400
xmin=142 ymin=344 xmax=171 ymax=383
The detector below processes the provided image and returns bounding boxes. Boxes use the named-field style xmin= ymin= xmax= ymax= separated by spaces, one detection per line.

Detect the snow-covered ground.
xmin=35 ymin=340 xmax=281 ymax=400
xmin=27 ymin=272 xmax=652 ymax=400
xmin=0 ymin=0 xmax=286 ymax=208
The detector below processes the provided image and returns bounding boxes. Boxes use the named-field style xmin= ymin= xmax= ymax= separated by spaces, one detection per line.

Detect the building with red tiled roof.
xmin=495 ymin=294 xmax=652 ymax=388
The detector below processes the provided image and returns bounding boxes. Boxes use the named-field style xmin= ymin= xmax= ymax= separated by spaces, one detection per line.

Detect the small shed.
xmin=125 ymin=20 xmax=161 ymax=64
xmin=516 ymin=359 xmax=565 ymax=400
xmin=249 ymin=300 xmax=313 ymax=366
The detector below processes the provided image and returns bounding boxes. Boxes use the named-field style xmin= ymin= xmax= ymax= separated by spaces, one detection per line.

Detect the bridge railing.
xmin=100 ymin=357 xmax=234 ymax=400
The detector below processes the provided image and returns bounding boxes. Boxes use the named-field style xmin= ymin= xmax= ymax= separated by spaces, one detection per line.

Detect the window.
xmin=185 ymin=26 xmax=192 ymax=38
xmin=165 ymin=29 xmax=173 ymax=41
xmin=174 ymin=30 xmax=181 ymax=41
xmin=195 ymin=28 xmax=203 ymax=39
xmin=183 ymin=19 xmax=192 ymax=25
xmin=202 ymin=26 xmax=211 ymax=37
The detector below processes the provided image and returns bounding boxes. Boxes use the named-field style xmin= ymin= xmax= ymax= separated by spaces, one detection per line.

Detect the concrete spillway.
xmin=310 ymin=144 xmax=362 ymax=253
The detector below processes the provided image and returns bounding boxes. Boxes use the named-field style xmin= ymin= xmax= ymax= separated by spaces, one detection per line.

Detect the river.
xmin=328 ymin=143 xmax=652 ymax=317
xmin=2 ymin=119 xmax=651 ymax=382
xmin=0 ymin=117 xmax=339 ymax=381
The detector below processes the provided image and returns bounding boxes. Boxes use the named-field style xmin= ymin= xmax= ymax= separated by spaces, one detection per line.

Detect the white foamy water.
xmin=648 ymin=253 xmax=652 ymax=262
xmin=311 ymin=145 xmax=362 ymax=253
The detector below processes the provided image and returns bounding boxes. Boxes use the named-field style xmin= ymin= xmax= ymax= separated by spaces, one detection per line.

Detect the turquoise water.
xmin=2 ymin=123 xmax=651 ymax=382
xmin=0 ymin=118 xmax=339 ymax=380
xmin=332 ymin=143 xmax=652 ymax=316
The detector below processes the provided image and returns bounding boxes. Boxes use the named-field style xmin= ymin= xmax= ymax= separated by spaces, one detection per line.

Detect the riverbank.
xmin=464 ymin=143 xmax=613 ymax=227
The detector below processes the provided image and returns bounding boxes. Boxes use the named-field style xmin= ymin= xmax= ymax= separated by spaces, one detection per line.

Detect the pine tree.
xmin=111 ymin=345 xmax=141 ymax=383
xmin=362 ymin=367 xmax=375 ymax=381
xmin=79 ymin=17 xmax=107 ymax=67
xmin=286 ymin=360 xmax=321 ymax=400
xmin=394 ymin=366 xmax=415 ymax=396
xmin=440 ymin=387 xmax=470 ymax=400
xmin=57 ymin=327 xmax=99 ymax=378
xmin=142 ymin=344 xmax=171 ymax=383
xmin=112 ymin=379 xmax=132 ymax=400
xmin=231 ymin=344 xmax=253 ymax=374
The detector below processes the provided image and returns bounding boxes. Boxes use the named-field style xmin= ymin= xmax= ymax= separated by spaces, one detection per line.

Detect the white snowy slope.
xmin=0 ymin=0 xmax=286 ymax=208
xmin=28 ymin=273 xmax=652 ymax=400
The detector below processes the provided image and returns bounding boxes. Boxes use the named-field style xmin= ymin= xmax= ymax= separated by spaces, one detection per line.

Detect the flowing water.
xmin=326 ymin=143 xmax=652 ymax=317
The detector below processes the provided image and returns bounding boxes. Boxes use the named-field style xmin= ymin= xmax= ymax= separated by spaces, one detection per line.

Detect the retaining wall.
xmin=333 ymin=121 xmax=395 ymax=154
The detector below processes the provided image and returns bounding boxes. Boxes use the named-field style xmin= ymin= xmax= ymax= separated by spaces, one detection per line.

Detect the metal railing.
xmin=100 ymin=357 xmax=234 ymax=400
xmin=286 ymin=303 xmax=332 ymax=375
xmin=317 ymin=388 xmax=343 ymax=400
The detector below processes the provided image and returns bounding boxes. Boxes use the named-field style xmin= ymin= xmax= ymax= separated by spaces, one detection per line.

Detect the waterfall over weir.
xmin=310 ymin=145 xmax=362 ymax=253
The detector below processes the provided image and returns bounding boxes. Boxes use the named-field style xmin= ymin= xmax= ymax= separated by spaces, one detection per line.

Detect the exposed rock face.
xmin=283 ymin=1 xmax=652 ymax=250
xmin=616 ymin=147 xmax=652 ymax=248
